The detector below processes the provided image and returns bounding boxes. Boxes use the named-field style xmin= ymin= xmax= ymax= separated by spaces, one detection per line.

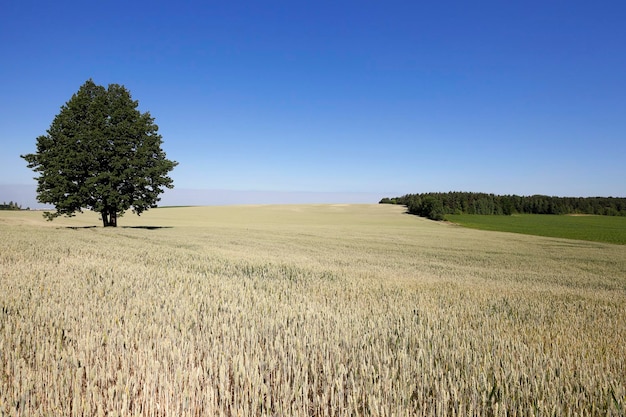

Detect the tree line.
xmin=380 ymin=192 xmax=626 ymax=220
xmin=0 ymin=201 xmax=28 ymax=211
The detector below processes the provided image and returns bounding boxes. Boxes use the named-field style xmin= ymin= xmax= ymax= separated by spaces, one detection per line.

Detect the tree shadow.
xmin=64 ymin=225 xmax=172 ymax=230
xmin=121 ymin=226 xmax=172 ymax=230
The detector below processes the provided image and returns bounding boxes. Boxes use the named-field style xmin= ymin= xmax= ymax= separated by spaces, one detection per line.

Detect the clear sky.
xmin=1 ymin=0 xmax=625 ymax=207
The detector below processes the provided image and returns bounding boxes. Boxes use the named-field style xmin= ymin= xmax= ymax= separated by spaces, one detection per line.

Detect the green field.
xmin=446 ymin=213 xmax=626 ymax=244
xmin=1 ymin=205 xmax=625 ymax=415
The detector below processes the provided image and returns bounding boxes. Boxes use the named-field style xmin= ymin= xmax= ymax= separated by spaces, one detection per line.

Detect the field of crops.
xmin=446 ymin=213 xmax=626 ymax=245
xmin=1 ymin=204 xmax=625 ymax=416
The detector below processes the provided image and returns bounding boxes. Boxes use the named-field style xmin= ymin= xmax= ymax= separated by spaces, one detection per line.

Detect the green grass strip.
xmin=446 ymin=214 xmax=626 ymax=245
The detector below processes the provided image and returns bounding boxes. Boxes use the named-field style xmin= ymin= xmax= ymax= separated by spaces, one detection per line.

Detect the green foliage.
xmin=0 ymin=201 xmax=25 ymax=211
xmin=380 ymin=192 xmax=626 ymax=220
xmin=410 ymin=196 xmax=445 ymax=220
xmin=447 ymin=214 xmax=626 ymax=244
xmin=22 ymin=80 xmax=177 ymax=226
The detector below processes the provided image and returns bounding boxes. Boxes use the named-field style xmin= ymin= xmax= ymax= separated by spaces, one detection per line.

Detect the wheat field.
xmin=1 ymin=204 xmax=625 ymax=416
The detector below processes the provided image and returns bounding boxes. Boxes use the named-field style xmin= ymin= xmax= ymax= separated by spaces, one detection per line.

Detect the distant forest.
xmin=380 ymin=192 xmax=626 ymax=220
xmin=0 ymin=201 xmax=27 ymax=211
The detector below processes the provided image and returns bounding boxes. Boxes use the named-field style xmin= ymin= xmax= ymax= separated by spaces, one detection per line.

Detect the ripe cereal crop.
xmin=1 ymin=205 xmax=625 ymax=416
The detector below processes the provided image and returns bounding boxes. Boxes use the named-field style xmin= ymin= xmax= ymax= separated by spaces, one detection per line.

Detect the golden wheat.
xmin=1 ymin=205 xmax=625 ymax=416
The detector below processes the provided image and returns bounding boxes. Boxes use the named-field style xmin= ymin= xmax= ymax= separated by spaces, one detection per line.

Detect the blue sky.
xmin=1 ymin=1 xmax=625 ymax=207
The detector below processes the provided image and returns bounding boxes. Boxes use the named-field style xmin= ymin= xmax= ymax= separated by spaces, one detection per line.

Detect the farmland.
xmin=446 ymin=213 xmax=626 ymax=245
xmin=1 ymin=204 xmax=625 ymax=416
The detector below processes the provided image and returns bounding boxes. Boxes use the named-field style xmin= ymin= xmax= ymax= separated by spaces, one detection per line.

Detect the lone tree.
xmin=22 ymin=79 xmax=177 ymax=227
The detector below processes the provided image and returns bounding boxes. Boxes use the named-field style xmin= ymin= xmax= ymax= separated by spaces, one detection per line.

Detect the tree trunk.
xmin=101 ymin=209 xmax=118 ymax=227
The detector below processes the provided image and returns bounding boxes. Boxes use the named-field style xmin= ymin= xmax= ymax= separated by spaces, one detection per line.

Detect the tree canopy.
xmin=22 ymin=80 xmax=177 ymax=227
xmin=0 ymin=201 xmax=25 ymax=210
xmin=381 ymin=192 xmax=626 ymax=220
